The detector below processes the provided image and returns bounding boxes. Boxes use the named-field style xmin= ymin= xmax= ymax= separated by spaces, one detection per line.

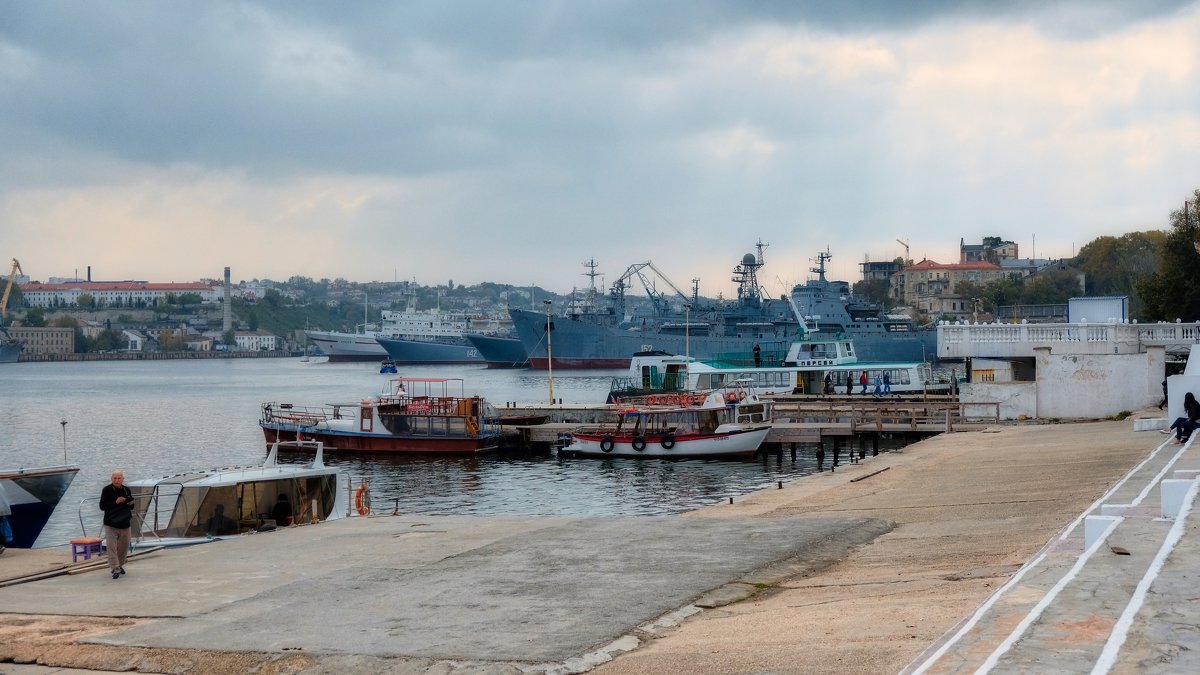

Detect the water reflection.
xmin=5 ymin=359 xmax=833 ymax=545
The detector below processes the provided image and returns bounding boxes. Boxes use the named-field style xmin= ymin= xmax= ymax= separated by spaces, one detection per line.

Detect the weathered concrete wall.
xmin=963 ymin=347 xmax=1165 ymax=420
xmin=960 ymin=382 xmax=1036 ymax=419
xmin=1034 ymin=346 xmax=1164 ymax=419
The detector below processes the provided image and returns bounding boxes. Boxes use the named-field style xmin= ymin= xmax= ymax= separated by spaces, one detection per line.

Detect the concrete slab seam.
xmin=1090 ymin=477 xmax=1200 ymax=674
xmin=973 ymin=514 xmax=1122 ymax=674
xmin=905 ymin=436 xmax=1172 ymax=675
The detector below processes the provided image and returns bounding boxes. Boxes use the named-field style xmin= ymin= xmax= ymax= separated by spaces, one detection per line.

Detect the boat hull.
xmin=375 ymin=336 xmax=484 ymax=365
xmin=0 ymin=465 xmax=80 ymax=548
xmin=0 ymin=340 xmax=22 ymax=363
xmin=509 ymin=308 xmax=799 ymax=371
xmin=464 ymin=333 xmax=529 ymax=368
xmin=305 ymin=330 xmax=388 ymax=361
xmin=260 ymin=425 xmax=499 ymax=454
xmin=563 ymin=426 xmax=770 ymax=459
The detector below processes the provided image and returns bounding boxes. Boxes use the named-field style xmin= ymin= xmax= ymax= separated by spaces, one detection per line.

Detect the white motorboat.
xmin=80 ymin=440 xmax=352 ymax=548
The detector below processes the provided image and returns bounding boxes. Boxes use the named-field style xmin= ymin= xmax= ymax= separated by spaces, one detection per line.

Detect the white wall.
xmin=962 ymin=346 xmax=1164 ymax=420
xmin=1033 ymin=346 xmax=1163 ymax=419
xmin=959 ymin=382 xmax=1037 ymax=419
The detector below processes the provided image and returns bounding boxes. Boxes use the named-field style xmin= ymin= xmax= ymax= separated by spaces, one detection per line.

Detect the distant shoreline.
xmin=14 ymin=350 xmax=295 ymax=362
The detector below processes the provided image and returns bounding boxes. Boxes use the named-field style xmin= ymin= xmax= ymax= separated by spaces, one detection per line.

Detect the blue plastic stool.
xmin=70 ymin=537 xmax=104 ymax=563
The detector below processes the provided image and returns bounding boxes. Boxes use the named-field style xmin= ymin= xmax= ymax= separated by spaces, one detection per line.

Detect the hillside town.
xmin=0 ymin=236 xmax=1091 ymax=361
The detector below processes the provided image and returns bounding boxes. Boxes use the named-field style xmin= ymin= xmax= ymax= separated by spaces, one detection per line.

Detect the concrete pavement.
xmin=2 ymin=411 xmax=1198 ymax=674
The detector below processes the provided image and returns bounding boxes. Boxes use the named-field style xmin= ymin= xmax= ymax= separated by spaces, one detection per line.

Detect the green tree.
xmin=77 ymin=293 xmax=95 ymax=309
xmin=1074 ymin=231 xmax=1164 ymax=317
xmin=247 ymin=311 xmax=259 ymax=331
xmin=176 ymin=293 xmax=203 ymax=312
xmin=851 ymin=279 xmax=893 ymax=309
xmin=1138 ymin=189 xmax=1200 ymax=321
xmin=223 ymin=329 xmax=236 ymax=346
xmin=1020 ymin=268 xmax=1082 ymax=305
xmin=23 ymin=307 xmax=46 ymax=327
xmin=92 ymin=329 xmax=121 ymax=352
xmin=159 ymin=332 xmax=185 ymax=351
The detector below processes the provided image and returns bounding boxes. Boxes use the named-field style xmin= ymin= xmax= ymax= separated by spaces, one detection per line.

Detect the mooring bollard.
xmin=777 ymin=481 xmax=783 ymax=489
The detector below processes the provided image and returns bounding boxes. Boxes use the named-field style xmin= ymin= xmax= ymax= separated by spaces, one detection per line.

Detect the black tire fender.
xmin=660 ymin=434 xmax=675 ymax=450
xmin=632 ymin=437 xmax=647 ymax=451
xmin=600 ymin=437 xmax=615 ymax=453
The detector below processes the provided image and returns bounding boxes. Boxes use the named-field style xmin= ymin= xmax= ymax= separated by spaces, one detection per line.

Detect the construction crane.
xmin=0 ymin=258 xmax=21 ymax=318
xmin=895 ymin=239 xmax=911 ymax=266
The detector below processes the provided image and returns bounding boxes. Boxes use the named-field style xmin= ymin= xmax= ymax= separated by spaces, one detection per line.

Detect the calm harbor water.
xmin=2 ymin=358 xmax=821 ymax=548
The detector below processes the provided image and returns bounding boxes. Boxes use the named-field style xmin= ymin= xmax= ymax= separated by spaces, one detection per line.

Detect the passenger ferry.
xmin=609 ymin=331 xmax=948 ymax=400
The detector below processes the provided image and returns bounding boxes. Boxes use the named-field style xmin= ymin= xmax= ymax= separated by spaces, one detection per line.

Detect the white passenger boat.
xmin=80 ymin=440 xmax=352 ymax=549
xmin=609 ymin=330 xmax=947 ymax=400
xmin=562 ymin=383 xmax=772 ymax=459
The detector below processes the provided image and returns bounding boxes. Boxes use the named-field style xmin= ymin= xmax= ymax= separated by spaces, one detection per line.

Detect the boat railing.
xmin=261 ymin=402 xmax=335 ymax=425
xmin=704 ymin=348 xmax=789 ymax=368
xmin=76 ymin=488 xmax=187 ymax=545
xmin=376 ymin=394 xmax=482 ymax=418
xmin=607 ymin=374 xmax=690 ymax=395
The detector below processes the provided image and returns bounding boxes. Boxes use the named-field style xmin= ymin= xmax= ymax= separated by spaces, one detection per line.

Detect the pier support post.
xmin=815 ymin=444 xmax=825 ymax=471
xmin=789 ymin=442 xmax=796 ymax=461
xmin=872 ymin=434 xmax=879 ymax=457
xmin=832 ymin=439 xmax=840 ymax=468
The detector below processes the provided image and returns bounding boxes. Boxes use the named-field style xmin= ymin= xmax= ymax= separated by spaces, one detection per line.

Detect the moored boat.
xmin=1 ymin=465 xmax=80 ymax=548
xmin=375 ymin=335 xmax=484 ymax=365
xmin=101 ymin=440 xmax=351 ymax=549
xmin=260 ymin=377 xmax=502 ymax=454
xmin=0 ymin=337 xmax=21 ymax=364
xmin=464 ymin=332 xmax=529 ymax=368
xmin=608 ymin=328 xmax=948 ymax=400
xmin=508 ymin=244 xmax=801 ymax=370
xmin=561 ymin=384 xmax=772 ymax=459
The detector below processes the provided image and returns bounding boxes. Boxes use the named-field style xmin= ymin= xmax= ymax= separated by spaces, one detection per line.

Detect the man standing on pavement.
xmin=99 ymin=470 xmax=134 ymax=580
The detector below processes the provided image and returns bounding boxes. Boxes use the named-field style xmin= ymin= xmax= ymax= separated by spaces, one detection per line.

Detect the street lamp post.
xmin=684 ymin=304 xmax=691 ymax=361
xmin=543 ymin=300 xmax=554 ymax=404
xmin=60 ymin=419 xmax=67 ymax=463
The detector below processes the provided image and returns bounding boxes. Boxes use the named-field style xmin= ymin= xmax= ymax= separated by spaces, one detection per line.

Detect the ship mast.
xmin=811 ymin=248 xmax=831 ymax=283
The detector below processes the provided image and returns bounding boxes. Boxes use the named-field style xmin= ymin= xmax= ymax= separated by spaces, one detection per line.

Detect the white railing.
xmin=938 ymin=321 xmax=1200 ymax=358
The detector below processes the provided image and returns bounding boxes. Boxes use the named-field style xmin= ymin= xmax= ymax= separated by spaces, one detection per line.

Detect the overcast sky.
xmin=1 ymin=1 xmax=1197 ymax=300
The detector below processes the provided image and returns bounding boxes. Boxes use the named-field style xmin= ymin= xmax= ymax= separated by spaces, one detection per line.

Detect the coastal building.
xmin=18 ymin=281 xmax=221 ymax=309
xmin=121 ymin=329 xmax=149 ymax=352
xmin=234 ymin=331 xmax=281 ymax=351
xmin=960 ymin=237 xmax=1018 ymax=263
xmin=892 ymin=259 xmax=1007 ymax=313
xmin=184 ymin=335 xmax=213 ymax=351
xmin=6 ymin=326 xmax=74 ymax=356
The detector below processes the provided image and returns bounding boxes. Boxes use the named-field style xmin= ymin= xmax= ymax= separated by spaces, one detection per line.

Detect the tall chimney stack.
xmin=87 ymin=266 xmax=91 ymax=282
xmin=223 ymin=267 xmax=232 ymax=333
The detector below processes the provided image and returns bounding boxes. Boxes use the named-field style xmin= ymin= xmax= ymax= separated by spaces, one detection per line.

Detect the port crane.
xmin=0 ymin=258 xmax=21 ymax=320
xmin=895 ymin=239 xmax=911 ymax=266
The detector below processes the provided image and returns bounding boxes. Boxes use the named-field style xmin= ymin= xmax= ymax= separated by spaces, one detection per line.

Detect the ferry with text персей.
xmin=610 ymin=330 xmax=948 ymax=400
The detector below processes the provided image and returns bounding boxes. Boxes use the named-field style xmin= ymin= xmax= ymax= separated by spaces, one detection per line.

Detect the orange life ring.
xmin=355 ymin=483 xmax=371 ymax=516
xmin=726 ymin=392 xmax=738 ymax=403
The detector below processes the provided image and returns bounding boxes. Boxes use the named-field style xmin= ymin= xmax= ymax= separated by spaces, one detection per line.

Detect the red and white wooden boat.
xmin=562 ymin=383 xmax=772 ymax=459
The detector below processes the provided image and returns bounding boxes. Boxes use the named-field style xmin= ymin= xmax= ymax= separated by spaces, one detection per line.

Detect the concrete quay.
xmin=2 ymin=411 xmax=1198 ymax=674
